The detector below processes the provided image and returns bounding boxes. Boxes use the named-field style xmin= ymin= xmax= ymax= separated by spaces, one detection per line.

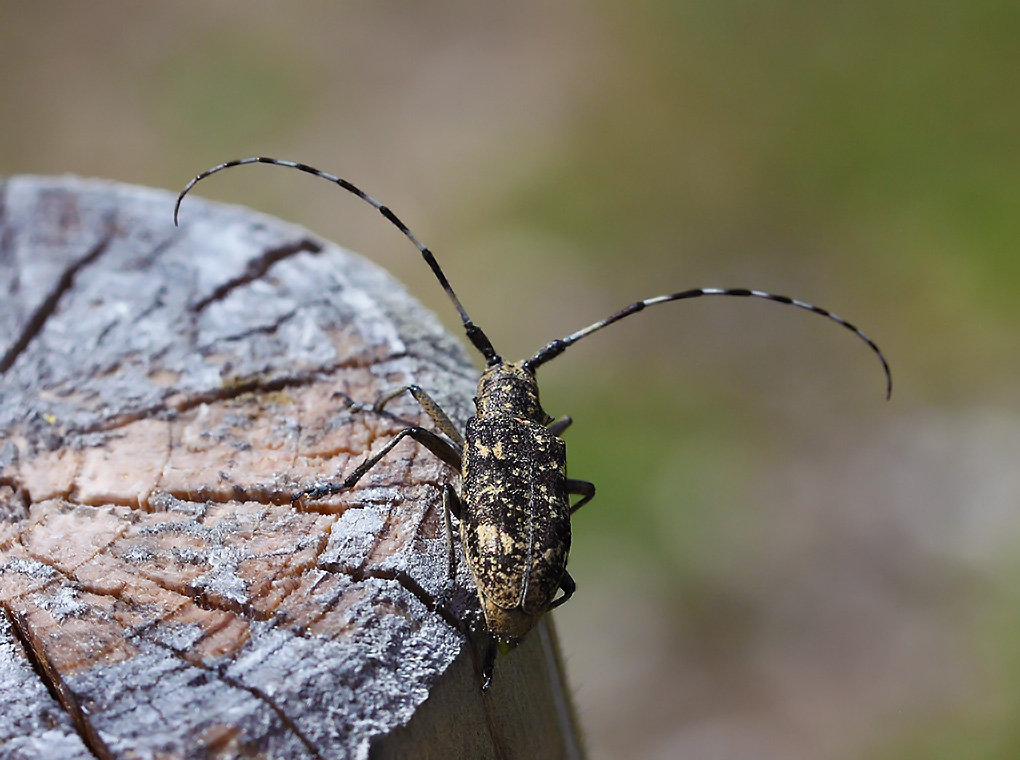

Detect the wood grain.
xmin=0 ymin=176 xmax=583 ymax=760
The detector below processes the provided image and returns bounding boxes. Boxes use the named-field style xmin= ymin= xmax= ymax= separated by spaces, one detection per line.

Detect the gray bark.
xmin=0 ymin=176 xmax=583 ymax=760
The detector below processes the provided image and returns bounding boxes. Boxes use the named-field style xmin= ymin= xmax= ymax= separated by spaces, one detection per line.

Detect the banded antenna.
xmin=176 ymin=158 xmax=891 ymax=399
xmin=525 ymin=288 xmax=892 ymax=399
xmin=175 ymin=157 xmax=501 ymax=365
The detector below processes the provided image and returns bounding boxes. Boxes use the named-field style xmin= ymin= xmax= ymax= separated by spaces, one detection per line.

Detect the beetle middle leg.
xmin=550 ymin=416 xmax=594 ymax=513
xmin=550 ymin=414 xmax=596 ymax=511
xmin=566 ymin=478 xmax=595 ymax=514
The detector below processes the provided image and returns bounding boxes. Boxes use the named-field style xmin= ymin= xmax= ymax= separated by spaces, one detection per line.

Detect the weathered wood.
xmin=0 ymin=176 xmax=583 ymax=760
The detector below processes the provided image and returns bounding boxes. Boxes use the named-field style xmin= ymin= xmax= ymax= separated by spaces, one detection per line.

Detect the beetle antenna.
xmin=175 ymin=157 xmax=501 ymax=364
xmin=524 ymin=288 xmax=892 ymax=399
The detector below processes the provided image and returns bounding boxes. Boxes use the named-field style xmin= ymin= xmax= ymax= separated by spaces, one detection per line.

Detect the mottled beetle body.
xmin=462 ymin=363 xmax=571 ymax=642
xmin=176 ymin=156 xmax=892 ymax=688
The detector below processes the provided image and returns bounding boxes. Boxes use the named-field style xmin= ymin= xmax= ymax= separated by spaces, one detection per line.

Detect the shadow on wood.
xmin=0 ymin=176 xmax=583 ymax=760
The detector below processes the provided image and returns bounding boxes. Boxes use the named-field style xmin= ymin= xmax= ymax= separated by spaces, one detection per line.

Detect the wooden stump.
xmin=0 ymin=176 xmax=583 ymax=760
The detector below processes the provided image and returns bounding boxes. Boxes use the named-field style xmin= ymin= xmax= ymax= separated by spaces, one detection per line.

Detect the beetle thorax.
xmin=474 ymin=362 xmax=551 ymax=424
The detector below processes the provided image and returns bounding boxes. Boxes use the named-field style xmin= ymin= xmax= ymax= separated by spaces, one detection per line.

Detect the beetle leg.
xmin=548 ymin=571 xmax=576 ymax=610
xmin=294 ymin=426 xmax=462 ymax=501
xmin=565 ymin=478 xmax=595 ymax=514
xmin=547 ymin=415 xmax=573 ymax=437
xmin=370 ymin=384 xmax=465 ymax=446
xmin=481 ymin=638 xmax=497 ymax=691
xmin=433 ymin=484 xmax=462 ymax=612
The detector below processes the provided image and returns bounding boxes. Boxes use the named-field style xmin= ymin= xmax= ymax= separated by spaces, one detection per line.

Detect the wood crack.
xmin=5 ymin=605 xmax=111 ymax=760
xmin=0 ymin=221 xmax=116 ymax=374
xmin=71 ymin=351 xmax=412 ymax=436
xmin=346 ymin=565 xmax=467 ymax=638
xmin=192 ymin=238 xmax=323 ymax=312
xmin=130 ymin=630 xmax=325 ymax=760
xmin=342 ymin=566 xmax=511 ymax=760
xmin=6 ymin=575 xmax=322 ymax=760
xmin=218 ymin=307 xmax=298 ymax=342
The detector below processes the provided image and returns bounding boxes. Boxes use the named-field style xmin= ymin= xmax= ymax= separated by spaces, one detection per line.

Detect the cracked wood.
xmin=0 ymin=176 xmax=582 ymax=760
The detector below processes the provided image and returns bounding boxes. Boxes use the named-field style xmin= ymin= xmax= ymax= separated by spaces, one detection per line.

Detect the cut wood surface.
xmin=0 ymin=176 xmax=583 ymax=760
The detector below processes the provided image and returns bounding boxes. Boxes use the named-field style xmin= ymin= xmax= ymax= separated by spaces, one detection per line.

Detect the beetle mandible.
xmin=175 ymin=157 xmax=892 ymax=688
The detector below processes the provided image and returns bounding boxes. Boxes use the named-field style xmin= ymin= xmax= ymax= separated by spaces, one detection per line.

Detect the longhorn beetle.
xmin=176 ymin=157 xmax=892 ymax=689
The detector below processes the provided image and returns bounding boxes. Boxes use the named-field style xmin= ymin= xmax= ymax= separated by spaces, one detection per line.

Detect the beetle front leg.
xmin=566 ymin=478 xmax=595 ymax=514
xmin=371 ymin=384 xmax=465 ymax=446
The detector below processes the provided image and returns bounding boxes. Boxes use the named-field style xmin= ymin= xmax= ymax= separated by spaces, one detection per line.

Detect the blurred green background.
xmin=2 ymin=2 xmax=1018 ymax=758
